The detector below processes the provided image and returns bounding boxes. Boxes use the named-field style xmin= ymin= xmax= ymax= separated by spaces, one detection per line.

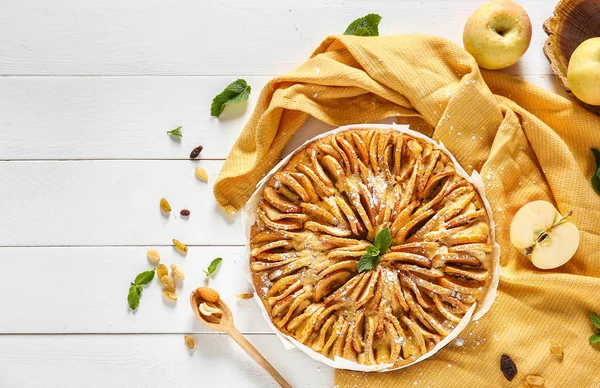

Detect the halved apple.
xmin=510 ymin=200 xmax=580 ymax=269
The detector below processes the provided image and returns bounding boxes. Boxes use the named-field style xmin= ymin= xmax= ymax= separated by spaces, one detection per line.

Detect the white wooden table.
xmin=0 ymin=1 xmax=568 ymax=387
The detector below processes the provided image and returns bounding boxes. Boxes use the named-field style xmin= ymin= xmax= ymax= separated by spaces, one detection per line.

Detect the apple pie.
xmin=249 ymin=128 xmax=494 ymax=367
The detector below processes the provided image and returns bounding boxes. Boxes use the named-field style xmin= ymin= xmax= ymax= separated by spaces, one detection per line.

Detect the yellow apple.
xmin=567 ymin=38 xmax=600 ymax=106
xmin=463 ymin=0 xmax=532 ymax=70
xmin=510 ymin=200 xmax=580 ymax=269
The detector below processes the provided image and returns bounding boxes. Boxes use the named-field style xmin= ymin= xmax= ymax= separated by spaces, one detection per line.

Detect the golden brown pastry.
xmin=249 ymin=128 xmax=493 ymax=367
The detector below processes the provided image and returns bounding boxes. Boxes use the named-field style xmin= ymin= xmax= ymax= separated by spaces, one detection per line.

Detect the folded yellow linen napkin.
xmin=214 ymin=34 xmax=600 ymax=387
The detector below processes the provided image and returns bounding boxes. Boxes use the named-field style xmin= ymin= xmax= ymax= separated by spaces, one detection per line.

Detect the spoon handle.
xmin=227 ymin=327 xmax=292 ymax=388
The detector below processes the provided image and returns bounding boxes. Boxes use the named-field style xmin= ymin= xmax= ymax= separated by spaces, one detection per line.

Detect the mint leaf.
xmin=211 ymin=79 xmax=251 ymax=117
xmin=590 ymin=312 xmax=600 ymax=330
xmin=203 ymin=257 xmax=223 ymax=276
xmin=127 ymin=284 xmax=142 ymax=310
xmin=591 ymin=149 xmax=600 ymax=196
xmin=366 ymin=245 xmax=380 ymax=256
xmin=374 ymin=227 xmax=392 ymax=254
xmin=167 ymin=126 xmax=183 ymax=137
xmin=344 ymin=14 xmax=382 ymax=37
xmin=590 ymin=333 xmax=600 ymax=344
xmin=358 ymin=228 xmax=393 ymax=273
xmin=358 ymin=253 xmax=380 ymax=273
xmin=134 ymin=269 xmax=155 ymax=286
xmin=127 ymin=269 xmax=155 ymax=310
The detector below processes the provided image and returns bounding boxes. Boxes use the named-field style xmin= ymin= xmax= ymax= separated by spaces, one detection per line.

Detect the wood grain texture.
xmin=0 ymin=76 xmax=267 ymax=160
xmin=0 ymin=334 xmax=332 ymax=387
xmin=0 ymin=0 xmax=573 ymax=386
xmin=0 ymin=0 xmax=555 ymax=76
xmin=0 ymin=76 xmax=567 ymax=160
xmin=0 ymin=161 xmax=245 ymax=246
xmin=0 ymin=247 xmax=276 ymax=334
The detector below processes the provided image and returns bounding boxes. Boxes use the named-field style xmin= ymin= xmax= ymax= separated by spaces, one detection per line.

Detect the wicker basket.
xmin=543 ymin=0 xmax=600 ymax=115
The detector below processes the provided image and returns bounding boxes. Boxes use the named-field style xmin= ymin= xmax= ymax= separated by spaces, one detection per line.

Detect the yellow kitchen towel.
xmin=214 ymin=34 xmax=600 ymax=387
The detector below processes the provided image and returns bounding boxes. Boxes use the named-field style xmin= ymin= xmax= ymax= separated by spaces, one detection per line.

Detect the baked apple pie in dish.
xmin=246 ymin=124 xmax=499 ymax=371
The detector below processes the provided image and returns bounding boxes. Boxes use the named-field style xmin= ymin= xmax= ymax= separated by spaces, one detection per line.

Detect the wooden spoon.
xmin=190 ymin=288 xmax=292 ymax=388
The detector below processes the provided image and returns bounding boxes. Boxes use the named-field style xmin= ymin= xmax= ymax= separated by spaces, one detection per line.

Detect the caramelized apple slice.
xmin=260 ymin=202 xmax=308 ymax=222
xmin=380 ymin=252 xmax=431 ymax=267
xmin=250 ymin=240 xmax=293 ymax=256
xmin=263 ymin=187 xmax=301 ymax=213
xmin=305 ymin=221 xmax=351 ymax=237
xmin=444 ymin=265 xmax=489 ymax=282
xmin=301 ymin=202 xmax=338 ymax=225
xmin=313 ymin=271 xmax=353 ymax=301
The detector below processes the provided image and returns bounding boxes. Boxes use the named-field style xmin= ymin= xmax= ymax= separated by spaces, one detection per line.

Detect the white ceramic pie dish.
xmin=242 ymin=123 xmax=501 ymax=372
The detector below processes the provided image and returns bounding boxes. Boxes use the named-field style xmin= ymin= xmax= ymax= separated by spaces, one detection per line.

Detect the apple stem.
xmin=550 ymin=210 xmax=573 ymax=230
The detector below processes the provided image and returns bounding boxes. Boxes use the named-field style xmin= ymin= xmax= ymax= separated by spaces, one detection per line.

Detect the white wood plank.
xmin=0 ymin=334 xmax=333 ymax=388
xmin=0 ymin=0 xmax=555 ymax=76
xmin=0 ymin=76 xmax=268 ymax=160
xmin=0 ymin=246 xmax=276 ymax=334
xmin=0 ymin=75 xmax=569 ymax=160
xmin=0 ymin=161 xmax=245 ymax=246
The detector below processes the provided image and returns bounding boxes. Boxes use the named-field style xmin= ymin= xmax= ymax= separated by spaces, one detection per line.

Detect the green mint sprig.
xmin=590 ymin=149 xmax=600 ymax=196
xmin=590 ymin=311 xmax=600 ymax=344
xmin=358 ymin=227 xmax=392 ymax=273
xmin=344 ymin=14 xmax=382 ymax=37
xmin=167 ymin=126 xmax=183 ymax=137
xmin=127 ymin=269 xmax=155 ymax=310
xmin=210 ymin=79 xmax=251 ymax=117
xmin=203 ymin=257 xmax=223 ymax=276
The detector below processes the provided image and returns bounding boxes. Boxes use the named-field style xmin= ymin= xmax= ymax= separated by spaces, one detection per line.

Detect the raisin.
xmin=163 ymin=290 xmax=178 ymax=301
xmin=156 ymin=264 xmax=168 ymax=280
xmin=500 ymin=354 xmax=517 ymax=381
xmin=549 ymin=341 xmax=564 ymax=361
xmin=180 ymin=209 xmax=190 ymax=217
xmin=160 ymin=198 xmax=171 ymax=213
xmin=173 ymin=239 xmax=188 ymax=253
xmin=160 ymin=275 xmax=176 ymax=292
xmin=189 ymin=145 xmax=203 ymax=159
